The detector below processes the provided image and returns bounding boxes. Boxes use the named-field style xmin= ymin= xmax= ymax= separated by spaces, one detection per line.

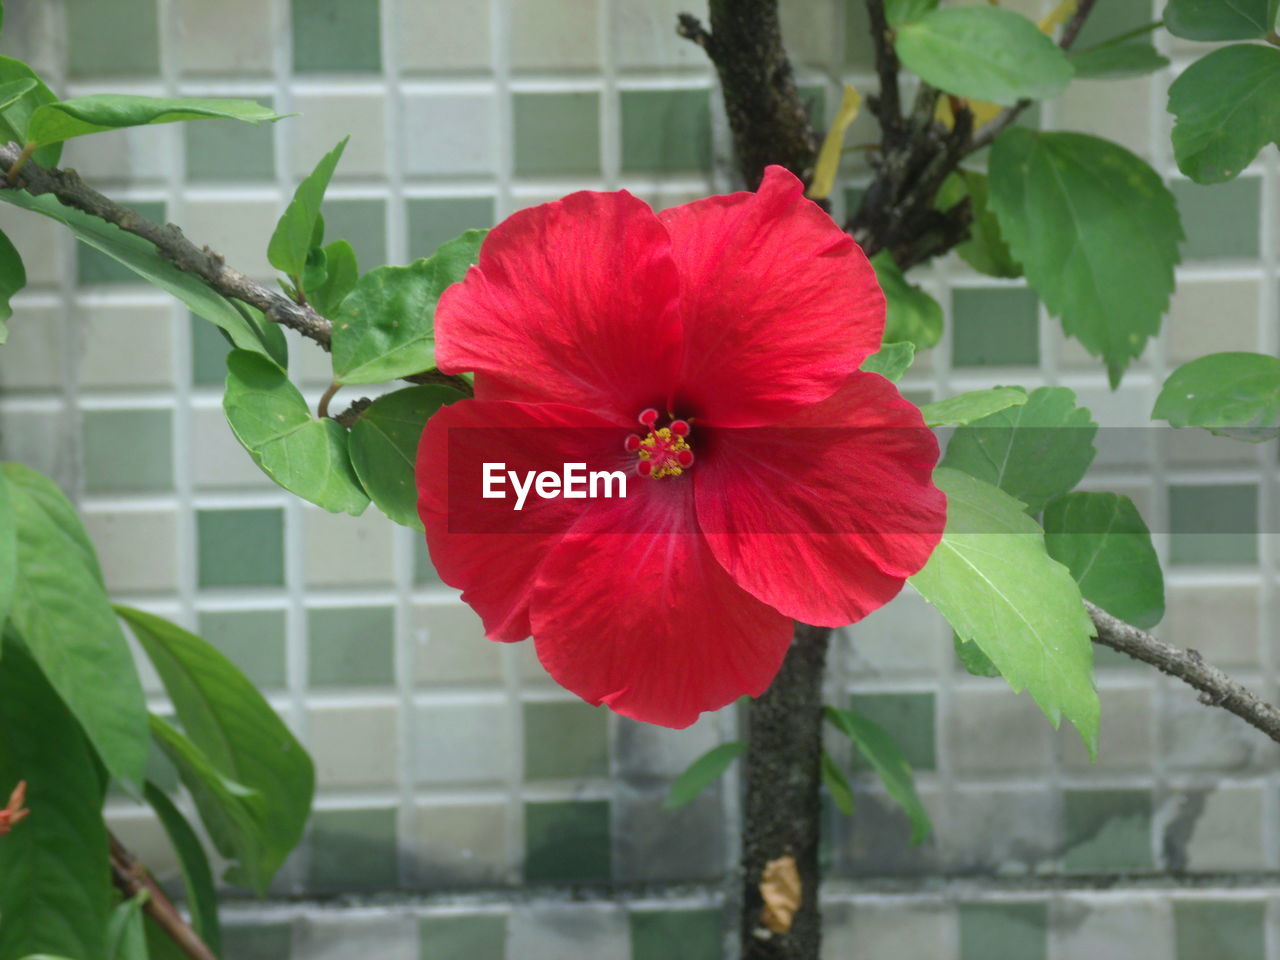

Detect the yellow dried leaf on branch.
xmin=758 ymin=854 xmax=802 ymax=934
xmin=805 ymin=84 xmax=861 ymax=201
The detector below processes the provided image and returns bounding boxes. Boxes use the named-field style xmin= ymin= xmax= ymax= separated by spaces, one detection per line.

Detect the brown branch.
xmin=677 ymin=1 xmax=819 ymax=187
xmin=864 ymin=0 xmax=904 ymax=145
xmin=966 ymin=0 xmax=1100 ymax=155
xmin=1087 ymin=602 xmax=1280 ymax=744
xmin=109 ymin=832 xmax=220 ymax=960
xmin=0 ymin=141 xmax=332 ymax=347
xmin=740 ymin=622 xmax=831 ymax=960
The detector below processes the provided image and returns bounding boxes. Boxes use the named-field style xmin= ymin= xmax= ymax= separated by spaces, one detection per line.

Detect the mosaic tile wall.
xmin=0 ymin=0 xmax=1277 ymax=957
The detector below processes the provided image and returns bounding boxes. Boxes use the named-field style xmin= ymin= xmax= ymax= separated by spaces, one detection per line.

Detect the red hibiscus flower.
xmin=416 ymin=166 xmax=945 ymax=728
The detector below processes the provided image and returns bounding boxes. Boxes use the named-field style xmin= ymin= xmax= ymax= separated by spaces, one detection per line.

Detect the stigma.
xmin=625 ymin=408 xmax=695 ymax=478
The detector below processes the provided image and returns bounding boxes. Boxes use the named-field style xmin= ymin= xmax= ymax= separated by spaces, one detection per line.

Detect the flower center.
xmin=624 ymin=408 xmax=694 ymax=479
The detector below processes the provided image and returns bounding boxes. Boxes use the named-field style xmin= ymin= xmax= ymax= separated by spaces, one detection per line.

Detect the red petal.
xmin=416 ymin=398 xmax=630 ymax=641
xmin=530 ymin=479 xmax=793 ymax=728
xmin=435 ymin=190 xmax=682 ymax=424
xmin=660 ymin=165 xmax=884 ymax=427
xmin=695 ymin=372 xmax=945 ymax=626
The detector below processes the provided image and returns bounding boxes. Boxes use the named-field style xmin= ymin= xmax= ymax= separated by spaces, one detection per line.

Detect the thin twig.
xmin=109 ymin=832 xmax=220 ymax=960
xmin=317 ymin=380 xmax=341 ymax=420
xmin=1087 ymin=601 xmax=1280 ymax=745
xmin=966 ymin=0 xmax=1101 ymax=155
xmin=0 ymin=141 xmax=333 ymax=347
xmin=865 ymin=0 xmax=903 ymax=143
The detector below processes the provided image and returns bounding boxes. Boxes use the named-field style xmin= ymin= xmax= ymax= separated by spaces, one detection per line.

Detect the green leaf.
xmin=2 ymin=462 xmax=149 ymax=786
xmin=820 ymin=750 xmax=855 ymax=816
xmin=920 ymin=386 xmax=1028 ymax=427
xmin=663 ymin=741 xmax=747 ymax=809
xmin=348 ymin=385 xmax=463 ymax=529
xmin=222 ymin=350 xmax=369 ymax=515
xmin=301 ymin=245 xmax=327 ymax=300
xmin=0 ymin=189 xmax=283 ymax=362
xmin=909 ymin=468 xmax=1099 ymax=756
xmin=894 ymin=7 xmax=1073 ymax=107
xmin=0 ymin=78 xmax=35 ymax=112
xmin=0 ymin=469 xmax=15 ymax=629
xmin=1044 ymin=492 xmax=1165 ymax=629
xmin=267 ymin=136 xmax=348 ymax=279
xmin=941 ymin=386 xmax=1097 ymax=514
xmin=119 ymin=605 xmax=315 ymax=894
xmin=26 ymin=95 xmax=286 ymax=149
xmin=0 ymin=56 xmax=62 ymax=167
xmin=860 ymin=341 xmax=916 ymax=382
xmin=148 ymin=714 xmax=271 ymax=893
xmin=886 ymin=0 xmax=939 ymax=27
xmin=1169 ymin=44 xmax=1280 ymax=184
xmin=824 ymin=707 xmax=931 ymax=842
xmin=1153 ymin=351 xmax=1280 ymax=440
xmin=988 ymin=128 xmax=1181 ymax=386
xmin=308 ymin=239 xmax=358 ymax=318
xmin=144 ymin=783 xmax=221 ymax=955
xmin=332 ymin=229 xmax=486 ymax=384
xmin=870 ymin=250 xmax=942 ymax=351
xmin=0 ymin=634 xmax=111 ymax=960
xmin=143 ymin=916 xmax=188 ymax=960
xmin=954 ymin=633 xmax=1002 ymax=677
xmin=936 ymin=170 xmax=1021 ymax=278
xmin=1164 ymin=0 xmax=1278 ymax=40
xmin=0 ymin=225 xmax=26 ymax=342
xmin=1071 ymin=42 xmax=1169 ymax=79
xmin=106 ymin=892 xmax=149 ymax=960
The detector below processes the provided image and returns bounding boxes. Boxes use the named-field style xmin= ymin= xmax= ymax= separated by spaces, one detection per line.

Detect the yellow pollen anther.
xmin=637 ymin=427 xmax=691 ymax=479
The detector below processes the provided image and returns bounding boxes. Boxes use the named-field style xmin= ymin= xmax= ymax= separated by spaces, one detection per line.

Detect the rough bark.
xmin=677 ymin=0 xmax=818 ymax=189
xmin=740 ymin=623 xmax=832 ymax=960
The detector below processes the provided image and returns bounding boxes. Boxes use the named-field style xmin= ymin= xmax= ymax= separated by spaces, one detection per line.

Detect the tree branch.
xmin=864 ymin=0 xmax=904 ymax=145
xmin=109 ymin=832 xmax=220 ymax=960
xmin=677 ymin=1 xmax=819 ymax=187
xmin=1087 ymin=601 xmax=1280 ymax=745
xmin=966 ymin=0 xmax=1100 ymax=155
xmin=0 ymin=141 xmax=332 ymax=347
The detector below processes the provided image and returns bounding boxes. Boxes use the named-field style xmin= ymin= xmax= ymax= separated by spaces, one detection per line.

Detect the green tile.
xmin=308 ymin=806 xmax=399 ymax=891
xmin=197 ymin=609 xmax=287 ymax=688
xmin=308 ymin=606 xmax=395 ymax=686
xmin=221 ymin=922 xmax=293 ymax=960
xmin=78 ymin=202 xmax=166 ymax=286
xmin=67 ymin=0 xmax=159 ymax=77
xmin=1063 ymin=788 xmax=1152 ymax=872
xmin=844 ymin=0 xmax=875 ymax=69
xmin=1072 ymin=0 xmax=1157 ymax=50
xmin=799 ymin=84 xmax=827 ymax=127
xmin=322 ymin=198 xmax=386 ymax=272
xmin=191 ymin=315 xmax=233 ymax=387
xmin=1173 ymin=178 xmax=1261 ymax=261
xmin=959 ymin=902 xmax=1048 ymax=960
xmin=630 ymin=909 xmax=722 ymax=960
xmin=620 ymin=89 xmax=712 ymax=174
xmin=408 ymin=197 xmax=495 ymax=260
xmin=1169 ymin=484 xmax=1259 ymax=566
xmin=291 ymin=0 xmax=382 ymax=73
xmin=514 ymin=92 xmax=601 ymax=176
xmin=952 ymin=287 xmax=1040 ymax=367
xmin=1174 ymin=901 xmax=1265 ymax=960
xmin=420 ymin=914 xmax=506 ymax=960
xmin=524 ymin=800 xmax=611 ymax=883
xmin=82 ymin=409 xmax=173 ymax=493
xmin=849 ymin=692 xmax=936 ymax=769
xmin=197 ymin=508 xmax=285 ymax=588
xmin=524 ymin=701 xmax=609 ymax=779
xmin=185 ymin=112 xmax=276 ymax=182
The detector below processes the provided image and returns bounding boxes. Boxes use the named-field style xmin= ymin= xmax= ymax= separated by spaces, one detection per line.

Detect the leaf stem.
xmin=317 ymin=380 xmax=341 ymax=420
xmin=4 ymin=142 xmax=36 ymax=184
xmin=109 ymin=832 xmax=220 ymax=960
xmin=1074 ymin=18 xmax=1165 ymax=54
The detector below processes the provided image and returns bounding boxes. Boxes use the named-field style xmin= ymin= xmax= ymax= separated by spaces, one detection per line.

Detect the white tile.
xmin=401 ymin=92 xmax=497 ymax=177
xmin=291 ymin=93 xmax=388 ymax=180
xmin=309 ymin=703 xmax=400 ymax=787
xmin=83 ymin=508 xmax=181 ymax=593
